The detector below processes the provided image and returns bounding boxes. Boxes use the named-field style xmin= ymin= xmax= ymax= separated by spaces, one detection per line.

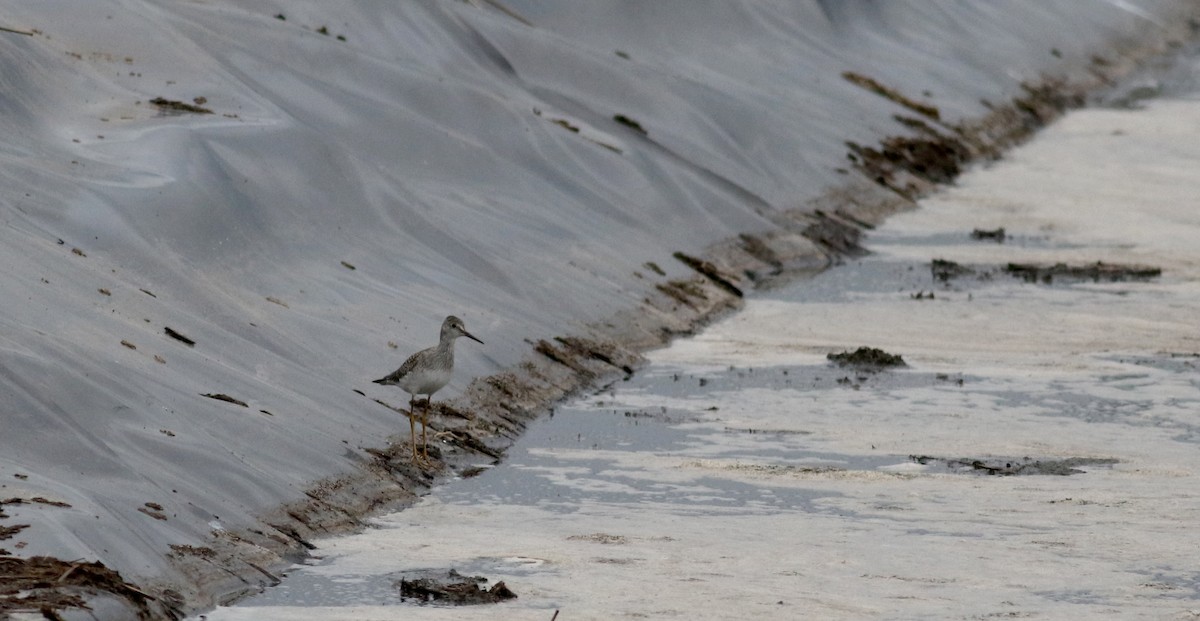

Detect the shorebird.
xmin=373 ymin=315 xmax=483 ymax=464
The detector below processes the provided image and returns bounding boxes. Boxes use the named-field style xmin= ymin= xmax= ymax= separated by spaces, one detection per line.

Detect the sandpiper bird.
xmin=373 ymin=315 xmax=483 ymax=464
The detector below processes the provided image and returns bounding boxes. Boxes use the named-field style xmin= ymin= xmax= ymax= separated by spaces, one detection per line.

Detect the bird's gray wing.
xmin=374 ymin=348 xmax=428 ymax=383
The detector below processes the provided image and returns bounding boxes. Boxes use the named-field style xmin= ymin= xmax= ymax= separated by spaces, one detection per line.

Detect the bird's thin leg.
xmin=409 ymin=394 xmax=419 ymax=463
xmin=421 ymin=396 xmax=430 ymax=459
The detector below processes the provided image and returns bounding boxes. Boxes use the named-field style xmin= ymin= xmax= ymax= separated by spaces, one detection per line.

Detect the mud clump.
xmin=970 ymin=227 xmax=1006 ymax=242
xmin=910 ymin=455 xmax=1118 ymax=476
xmin=613 ymin=114 xmax=647 ymax=135
xmin=397 ymin=569 xmax=517 ymax=605
xmin=1004 ymin=261 xmax=1161 ymax=283
xmin=149 ymin=96 xmax=213 ymax=115
xmin=930 ymin=259 xmax=1161 ymax=286
xmin=931 ymin=258 xmax=974 ymax=282
xmin=827 ymin=347 xmax=906 ymax=369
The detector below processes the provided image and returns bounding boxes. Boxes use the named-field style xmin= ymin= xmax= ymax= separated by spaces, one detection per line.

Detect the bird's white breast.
xmin=398 ymin=366 xmax=452 ymax=396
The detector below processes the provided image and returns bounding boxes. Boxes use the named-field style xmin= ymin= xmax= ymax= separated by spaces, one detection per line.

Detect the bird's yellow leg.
xmin=409 ymin=395 xmax=419 ymax=463
xmin=421 ymin=397 xmax=430 ymax=460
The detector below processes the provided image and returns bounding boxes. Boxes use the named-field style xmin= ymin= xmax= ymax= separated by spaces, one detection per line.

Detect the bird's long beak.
xmin=463 ymin=330 xmax=484 ymax=345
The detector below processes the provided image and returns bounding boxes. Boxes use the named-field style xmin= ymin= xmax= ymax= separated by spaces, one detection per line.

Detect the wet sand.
xmin=204 ymin=100 xmax=1200 ymax=619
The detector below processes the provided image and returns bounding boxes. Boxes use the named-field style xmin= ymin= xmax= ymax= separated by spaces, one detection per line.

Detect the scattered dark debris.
xmin=892 ymin=114 xmax=942 ymax=138
xmin=150 ymin=97 xmax=213 ymax=115
xmin=435 ymin=429 xmax=502 ymax=459
xmin=159 ymin=429 xmax=175 ymax=437
xmin=567 ymin=533 xmax=628 ymax=544
xmin=738 ymin=233 xmax=783 ymax=270
xmin=274 ymin=13 xmax=285 ymax=21
xmin=154 ymin=355 xmax=166 ymax=364
xmin=534 ymin=339 xmax=589 ymax=375
xmin=164 ymin=327 xmax=195 ymax=346
xmin=551 ymin=118 xmax=580 ymax=133
xmin=202 ymin=393 xmax=248 ymax=408
xmin=259 ymin=409 xmax=274 ymax=417
xmin=613 ymin=114 xmax=647 ymax=135
xmin=910 ymin=290 xmax=935 ymax=300
xmin=931 ymin=258 xmax=973 ymax=282
xmin=833 ymin=208 xmax=876 ymax=230
xmin=724 ymin=427 xmax=811 ymax=436
xmin=672 ymin=251 xmax=743 ymax=298
xmin=0 ymin=524 xmax=29 ymax=540
xmin=0 ymin=497 xmax=72 ymax=509
xmin=930 ymin=258 xmax=1160 ymax=286
xmin=432 ymin=402 xmax=468 ymax=421
xmin=910 ymin=455 xmax=1118 ymax=476
xmin=655 ymin=280 xmax=708 ymax=308
xmin=353 ymin=389 xmax=366 ymax=396
xmin=140 ymin=288 xmax=157 ymax=298
xmin=459 ymin=466 xmax=488 ymax=479
xmin=12 ymin=474 xmax=27 ymax=480
xmin=341 ymin=260 xmax=356 ymax=270
xmin=846 ymin=131 xmax=969 ymax=196
xmin=841 ymin=71 xmax=941 ymax=120
xmin=71 ymin=247 xmax=86 ymax=257
xmin=265 ymin=296 xmax=289 ymax=308
xmin=0 ymin=556 xmax=163 ymax=619
xmin=588 ymin=138 xmax=622 ymax=153
xmin=615 ymin=50 xmax=630 ymax=59
xmin=970 ymin=227 xmax=1006 ymax=242
xmin=643 ymin=261 xmax=665 ymax=276
xmin=397 ymin=569 xmax=517 ymax=605
xmin=554 ymin=336 xmax=637 ymax=377
xmin=120 ymin=340 xmax=137 ymax=350
xmin=168 ymin=544 xmax=216 ymax=559
xmin=483 ymin=372 xmax=529 ymax=402
xmin=138 ymin=502 xmax=167 ymax=520
xmin=98 ymin=287 xmax=112 ymax=296
xmin=803 ymin=210 xmax=867 ymax=257
xmin=0 ymin=25 xmax=36 ymax=36
xmin=827 ymin=347 xmax=906 ymax=369
xmin=1004 ymin=261 xmax=1161 ymax=284
xmin=846 ymin=76 xmax=1082 ymax=200
xmin=317 ymin=26 xmax=329 ymax=35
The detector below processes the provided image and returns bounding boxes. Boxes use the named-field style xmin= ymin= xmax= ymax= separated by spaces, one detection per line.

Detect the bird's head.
xmin=442 ymin=315 xmax=484 ymax=345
